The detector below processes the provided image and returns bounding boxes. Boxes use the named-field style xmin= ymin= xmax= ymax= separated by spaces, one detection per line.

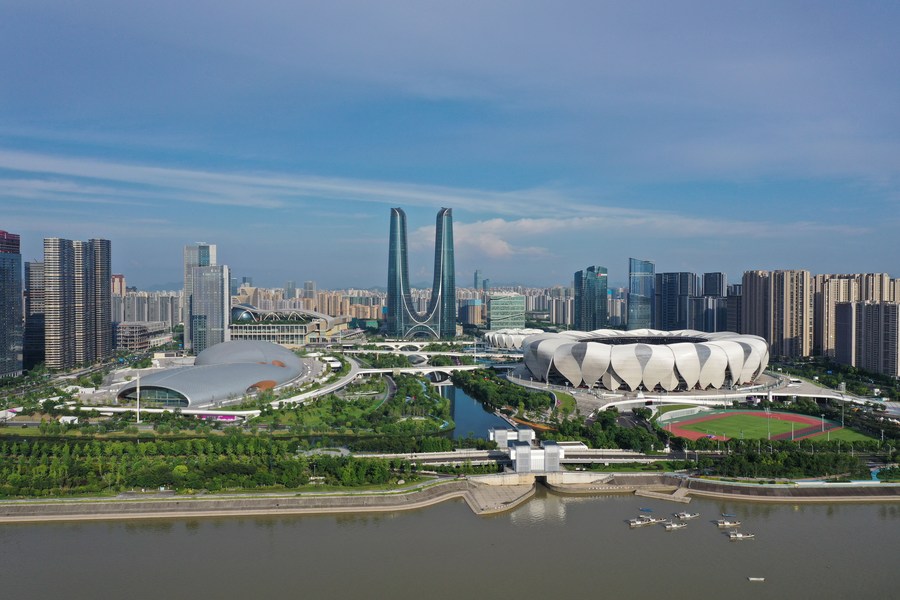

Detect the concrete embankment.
xmin=543 ymin=472 xmax=900 ymax=503
xmin=0 ymin=479 xmax=538 ymax=524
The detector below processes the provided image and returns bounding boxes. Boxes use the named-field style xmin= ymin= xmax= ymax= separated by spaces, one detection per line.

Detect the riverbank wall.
xmin=0 ymin=478 xmax=540 ymax=524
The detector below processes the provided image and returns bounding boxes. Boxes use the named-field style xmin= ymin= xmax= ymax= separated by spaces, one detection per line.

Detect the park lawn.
xmin=808 ymin=428 xmax=876 ymax=442
xmin=556 ymin=392 xmax=576 ymax=414
xmin=677 ymin=414 xmax=797 ymax=439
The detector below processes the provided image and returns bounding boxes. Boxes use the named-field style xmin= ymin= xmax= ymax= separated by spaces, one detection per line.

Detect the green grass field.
xmin=809 ymin=428 xmax=875 ymax=442
xmin=654 ymin=404 xmax=695 ymax=416
xmin=556 ymin=392 xmax=576 ymax=414
xmin=674 ymin=414 xmax=799 ymax=439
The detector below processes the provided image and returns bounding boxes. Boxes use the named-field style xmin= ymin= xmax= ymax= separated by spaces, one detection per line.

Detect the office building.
xmin=114 ymin=321 xmax=172 ymax=352
xmin=0 ymin=231 xmax=23 ymax=378
xmin=655 ymin=272 xmax=699 ymax=330
xmin=474 ymin=270 xmax=483 ymax=291
xmin=627 ymin=258 xmax=654 ymax=330
xmin=487 ymin=294 xmax=526 ymax=330
xmin=726 ymin=284 xmax=742 ymax=334
xmin=458 ymin=298 xmax=483 ymax=325
xmin=304 ymin=280 xmax=317 ymax=299
xmin=23 ymin=261 xmax=45 ymax=371
xmin=183 ymin=242 xmax=216 ymax=351
xmin=386 ymin=207 xmax=456 ymax=339
xmin=702 ymin=272 xmax=727 ymax=298
xmin=284 ymin=280 xmax=297 ymax=300
xmin=190 ymin=264 xmax=231 ymax=353
xmin=574 ymin=265 xmax=608 ymax=331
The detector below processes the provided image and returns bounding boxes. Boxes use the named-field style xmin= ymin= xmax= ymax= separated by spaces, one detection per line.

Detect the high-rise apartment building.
xmin=769 ymin=270 xmax=813 ymax=357
xmin=655 ymin=272 xmax=699 ymax=330
xmin=183 ymin=243 xmax=216 ymax=351
xmin=0 ymin=231 xmax=23 ymax=378
xmin=835 ymin=302 xmax=900 ymax=378
xmin=111 ymin=274 xmax=126 ymax=297
xmin=741 ymin=271 xmax=770 ymax=340
xmin=23 ymin=261 xmax=45 ymax=371
xmin=574 ymin=265 xmax=608 ymax=331
xmin=386 ymin=207 xmax=456 ymax=339
xmin=190 ymin=265 xmax=231 ymax=353
xmin=42 ymin=238 xmax=112 ymax=369
xmin=814 ymin=274 xmax=858 ymax=357
xmin=627 ymin=258 xmax=655 ymax=330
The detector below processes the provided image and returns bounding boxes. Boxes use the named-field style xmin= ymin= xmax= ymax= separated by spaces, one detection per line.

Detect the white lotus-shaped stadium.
xmin=483 ymin=328 xmax=545 ymax=350
xmin=521 ymin=329 xmax=769 ymax=392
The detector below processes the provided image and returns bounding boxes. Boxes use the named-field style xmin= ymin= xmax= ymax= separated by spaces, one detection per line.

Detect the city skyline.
xmin=2 ymin=3 xmax=899 ymax=288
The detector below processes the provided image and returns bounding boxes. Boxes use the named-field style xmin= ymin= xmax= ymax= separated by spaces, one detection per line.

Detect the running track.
xmin=666 ymin=411 xmax=834 ymax=441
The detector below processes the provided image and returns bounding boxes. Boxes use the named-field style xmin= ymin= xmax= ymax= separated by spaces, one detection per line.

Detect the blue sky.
xmin=1 ymin=1 xmax=898 ymax=289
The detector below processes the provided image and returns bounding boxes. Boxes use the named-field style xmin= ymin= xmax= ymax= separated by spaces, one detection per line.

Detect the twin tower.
xmin=387 ymin=207 xmax=456 ymax=339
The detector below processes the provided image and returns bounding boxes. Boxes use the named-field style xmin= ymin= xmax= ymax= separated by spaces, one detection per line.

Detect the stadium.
xmin=116 ymin=340 xmax=304 ymax=409
xmin=520 ymin=329 xmax=769 ymax=392
xmin=483 ymin=328 xmax=545 ymax=350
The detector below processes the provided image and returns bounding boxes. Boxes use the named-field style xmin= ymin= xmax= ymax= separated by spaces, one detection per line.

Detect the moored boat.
xmin=728 ymin=531 xmax=755 ymax=541
xmin=717 ymin=519 xmax=741 ymax=528
xmin=674 ymin=512 xmax=700 ymax=520
xmin=664 ymin=521 xmax=687 ymax=531
xmin=629 ymin=515 xmax=666 ymax=527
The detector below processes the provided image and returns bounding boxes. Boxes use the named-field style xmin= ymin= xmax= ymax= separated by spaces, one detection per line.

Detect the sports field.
xmin=665 ymin=410 xmax=839 ymax=441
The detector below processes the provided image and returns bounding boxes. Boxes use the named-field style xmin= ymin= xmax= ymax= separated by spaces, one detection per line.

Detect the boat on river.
xmin=748 ymin=577 xmax=765 ymax=582
xmin=664 ymin=521 xmax=687 ymax=531
xmin=674 ymin=512 xmax=700 ymax=520
xmin=629 ymin=515 xmax=666 ymax=527
xmin=729 ymin=531 xmax=755 ymax=541
xmin=717 ymin=519 xmax=741 ymax=528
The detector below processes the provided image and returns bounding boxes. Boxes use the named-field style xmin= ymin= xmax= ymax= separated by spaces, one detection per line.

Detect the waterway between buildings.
xmin=443 ymin=384 xmax=509 ymax=439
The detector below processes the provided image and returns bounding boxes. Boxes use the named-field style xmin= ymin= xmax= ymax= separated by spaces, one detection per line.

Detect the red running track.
xmin=665 ymin=411 xmax=824 ymax=441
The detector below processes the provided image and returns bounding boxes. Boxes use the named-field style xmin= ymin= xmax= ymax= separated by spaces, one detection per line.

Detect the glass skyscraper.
xmin=190 ymin=264 xmax=231 ymax=353
xmin=0 ymin=231 xmax=23 ymax=378
xmin=387 ymin=207 xmax=456 ymax=339
xmin=183 ymin=242 xmax=216 ymax=351
xmin=627 ymin=258 xmax=655 ymax=330
xmin=574 ymin=265 xmax=608 ymax=331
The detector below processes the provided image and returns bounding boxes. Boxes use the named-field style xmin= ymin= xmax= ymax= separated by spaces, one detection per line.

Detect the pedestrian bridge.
xmin=356 ymin=364 xmax=483 ymax=378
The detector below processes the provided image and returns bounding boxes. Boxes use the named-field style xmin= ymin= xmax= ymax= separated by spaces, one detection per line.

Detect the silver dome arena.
xmin=521 ymin=329 xmax=769 ymax=392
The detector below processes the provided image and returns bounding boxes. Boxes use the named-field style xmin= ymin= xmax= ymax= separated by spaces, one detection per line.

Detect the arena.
xmin=521 ymin=329 xmax=769 ymax=392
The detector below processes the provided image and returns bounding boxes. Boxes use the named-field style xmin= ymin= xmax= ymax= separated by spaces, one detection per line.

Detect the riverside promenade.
xmin=1 ymin=473 xmax=897 ymax=525
xmin=0 ymin=479 xmax=535 ymax=524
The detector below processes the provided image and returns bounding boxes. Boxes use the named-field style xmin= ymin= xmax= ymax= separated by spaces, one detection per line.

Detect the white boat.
xmin=629 ymin=515 xmax=666 ymax=527
xmin=664 ymin=521 xmax=687 ymax=531
xmin=729 ymin=531 xmax=755 ymax=540
xmin=747 ymin=577 xmax=765 ymax=582
xmin=674 ymin=512 xmax=700 ymax=520
xmin=717 ymin=519 xmax=742 ymax=528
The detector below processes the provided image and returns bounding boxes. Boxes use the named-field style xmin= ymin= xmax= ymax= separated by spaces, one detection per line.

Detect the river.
xmin=2 ymin=489 xmax=896 ymax=599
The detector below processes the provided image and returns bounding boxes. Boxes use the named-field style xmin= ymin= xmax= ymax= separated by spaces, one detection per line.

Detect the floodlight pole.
xmin=136 ymin=371 xmax=141 ymax=425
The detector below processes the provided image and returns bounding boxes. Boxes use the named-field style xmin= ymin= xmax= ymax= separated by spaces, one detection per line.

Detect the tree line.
xmin=0 ymin=435 xmax=415 ymax=498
